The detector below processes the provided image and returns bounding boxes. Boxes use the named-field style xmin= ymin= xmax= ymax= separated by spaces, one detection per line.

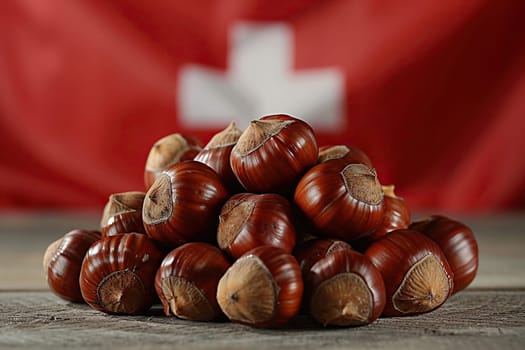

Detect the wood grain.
xmin=1 ymin=211 xmax=524 ymax=290
xmin=0 ymin=290 xmax=524 ymax=349
xmin=1 ymin=212 xmax=525 ymax=348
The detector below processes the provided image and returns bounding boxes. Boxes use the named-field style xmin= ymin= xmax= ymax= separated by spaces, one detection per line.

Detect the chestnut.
xmin=294 ymin=160 xmax=385 ymax=242
xmin=44 ymin=229 xmax=102 ymax=302
xmin=410 ymin=215 xmax=478 ymax=293
xmin=318 ymin=145 xmax=373 ymax=168
xmin=372 ymin=185 xmax=410 ymax=238
xmin=306 ymin=250 xmax=386 ymax=326
xmin=100 ymin=191 xmax=146 ymax=236
xmin=230 ymin=114 xmax=318 ymax=194
xmin=365 ymin=229 xmax=454 ymax=316
xmin=79 ymin=233 xmax=165 ymax=315
xmin=294 ymin=238 xmax=353 ymax=277
xmin=194 ymin=122 xmax=244 ymax=193
xmin=142 ymin=160 xmax=228 ymax=248
xmin=144 ymin=133 xmax=202 ymax=189
xmin=155 ymin=242 xmax=231 ymax=321
xmin=43 ymin=237 xmax=63 ymax=275
xmin=353 ymin=185 xmax=410 ymax=251
xmin=217 ymin=193 xmax=296 ymax=259
xmin=216 ymin=245 xmax=303 ymax=328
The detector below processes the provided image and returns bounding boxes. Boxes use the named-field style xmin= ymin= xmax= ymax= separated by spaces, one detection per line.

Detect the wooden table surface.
xmin=1 ymin=211 xmax=524 ymax=349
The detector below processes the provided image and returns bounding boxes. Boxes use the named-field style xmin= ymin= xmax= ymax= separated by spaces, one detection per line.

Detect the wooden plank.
xmin=1 ymin=212 xmax=524 ymax=290
xmin=0 ymin=290 xmax=524 ymax=349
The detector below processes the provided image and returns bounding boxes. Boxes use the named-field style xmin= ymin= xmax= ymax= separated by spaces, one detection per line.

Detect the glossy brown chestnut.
xmin=294 ymin=238 xmax=353 ymax=277
xmin=43 ymin=237 xmax=63 ymax=275
xmin=155 ymin=242 xmax=230 ymax=321
xmin=79 ymin=233 xmax=165 ymax=315
xmin=294 ymin=160 xmax=385 ymax=241
xmin=100 ymin=191 xmax=146 ymax=236
xmin=365 ymin=229 xmax=454 ymax=316
xmin=144 ymin=133 xmax=202 ymax=189
xmin=318 ymin=145 xmax=373 ymax=168
xmin=194 ymin=121 xmax=244 ymax=193
xmin=353 ymin=185 xmax=410 ymax=251
xmin=44 ymin=229 xmax=102 ymax=302
xmin=217 ymin=193 xmax=296 ymax=259
xmin=372 ymin=185 xmax=410 ymax=238
xmin=142 ymin=160 xmax=228 ymax=248
xmin=410 ymin=215 xmax=478 ymax=293
xmin=306 ymin=250 xmax=386 ymax=326
xmin=230 ymin=114 xmax=318 ymax=194
xmin=216 ymin=245 xmax=303 ymax=328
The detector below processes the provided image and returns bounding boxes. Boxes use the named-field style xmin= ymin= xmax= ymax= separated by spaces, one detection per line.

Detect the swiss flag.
xmin=1 ymin=0 xmax=524 ymax=213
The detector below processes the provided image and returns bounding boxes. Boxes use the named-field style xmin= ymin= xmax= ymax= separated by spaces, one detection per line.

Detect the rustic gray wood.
xmin=0 ymin=290 xmax=524 ymax=349
xmin=0 ymin=211 xmax=101 ymax=290
xmin=1 ymin=212 xmax=525 ymax=349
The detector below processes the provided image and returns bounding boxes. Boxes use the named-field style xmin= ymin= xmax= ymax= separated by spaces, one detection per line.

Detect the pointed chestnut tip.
xmin=216 ymin=255 xmax=278 ymax=325
xmin=145 ymin=134 xmax=194 ymax=171
xmin=234 ymin=118 xmax=291 ymax=156
xmin=216 ymin=246 xmax=303 ymax=328
xmin=392 ymin=254 xmax=452 ymax=314
xmin=365 ymin=230 xmax=454 ymax=316
xmin=309 ymin=272 xmax=373 ymax=327
xmin=205 ymin=121 xmax=243 ymax=149
xmin=161 ymin=276 xmax=216 ymax=321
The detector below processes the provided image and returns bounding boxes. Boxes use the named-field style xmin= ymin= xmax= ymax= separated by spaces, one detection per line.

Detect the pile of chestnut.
xmin=43 ymin=114 xmax=479 ymax=328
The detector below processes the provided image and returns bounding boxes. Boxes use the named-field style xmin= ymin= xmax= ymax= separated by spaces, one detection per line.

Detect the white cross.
xmin=177 ymin=22 xmax=345 ymax=131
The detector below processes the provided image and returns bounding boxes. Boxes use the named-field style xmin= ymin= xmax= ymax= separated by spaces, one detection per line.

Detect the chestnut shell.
xmin=142 ymin=160 xmax=228 ymax=248
xmin=194 ymin=145 xmax=243 ymax=194
xmin=79 ymin=233 xmax=165 ymax=314
xmin=370 ymin=185 xmax=410 ymax=240
xmin=353 ymin=185 xmax=410 ymax=251
xmin=100 ymin=191 xmax=146 ymax=237
xmin=410 ymin=215 xmax=478 ymax=293
xmin=318 ymin=145 xmax=373 ymax=168
xmin=217 ymin=193 xmax=296 ymax=259
xmin=365 ymin=229 xmax=454 ymax=316
xmin=155 ymin=242 xmax=231 ymax=321
xmin=46 ymin=229 xmax=102 ymax=303
xmin=194 ymin=122 xmax=244 ymax=193
xmin=230 ymin=114 xmax=318 ymax=194
xmin=216 ymin=245 xmax=303 ymax=328
xmin=144 ymin=133 xmax=202 ymax=189
xmin=307 ymin=249 xmax=386 ymax=326
xmin=294 ymin=160 xmax=385 ymax=241
xmin=294 ymin=238 xmax=353 ymax=277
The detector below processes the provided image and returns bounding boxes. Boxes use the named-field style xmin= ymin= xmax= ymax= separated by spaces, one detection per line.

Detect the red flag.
xmin=1 ymin=0 xmax=524 ymax=213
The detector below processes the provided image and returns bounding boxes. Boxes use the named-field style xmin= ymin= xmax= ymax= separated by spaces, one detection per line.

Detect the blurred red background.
xmin=1 ymin=0 xmax=524 ymax=214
